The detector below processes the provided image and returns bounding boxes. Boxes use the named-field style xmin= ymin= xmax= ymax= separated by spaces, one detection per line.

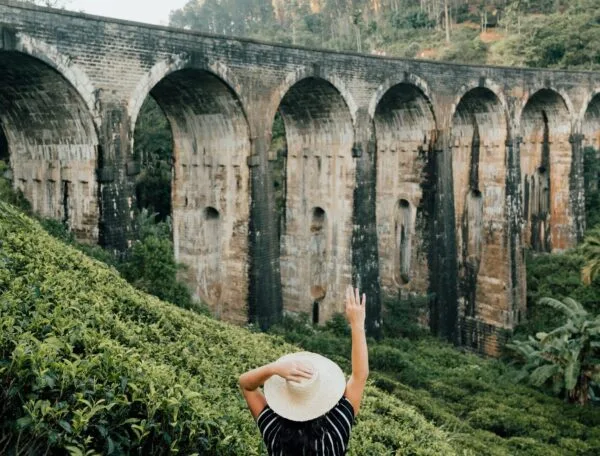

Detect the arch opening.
xmin=582 ymin=94 xmax=600 ymax=227
xmin=136 ymin=68 xmax=251 ymax=322
xmin=133 ymin=96 xmax=174 ymax=222
xmin=276 ymin=77 xmax=354 ymax=322
xmin=452 ymin=87 xmax=507 ymax=328
xmin=373 ymin=83 xmax=436 ymax=295
xmin=520 ymin=89 xmax=571 ymax=252
xmin=583 ymin=93 xmax=600 ymax=148
xmin=0 ymin=51 xmax=99 ymax=241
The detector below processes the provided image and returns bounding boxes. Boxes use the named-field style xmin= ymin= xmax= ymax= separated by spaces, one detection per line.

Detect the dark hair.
xmin=274 ymin=415 xmax=327 ymax=456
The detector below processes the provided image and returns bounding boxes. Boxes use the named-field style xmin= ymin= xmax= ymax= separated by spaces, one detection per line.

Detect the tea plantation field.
xmin=0 ymin=202 xmax=453 ymax=455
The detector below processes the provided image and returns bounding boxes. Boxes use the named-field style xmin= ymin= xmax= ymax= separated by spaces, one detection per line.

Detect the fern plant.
xmin=508 ymin=297 xmax=600 ymax=405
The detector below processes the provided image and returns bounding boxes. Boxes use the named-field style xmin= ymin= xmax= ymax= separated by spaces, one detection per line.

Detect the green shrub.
xmin=369 ymin=345 xmax=410 ymax=372
xmin=0 ymin=160 xmax=31 ymax=212
xmin=519 ymin=250 xmax=600 ymax=335
xmin=0 ymin=201 xmax=455 ymax=455
xmin=382 ymin=293 xmax=431 ymax=339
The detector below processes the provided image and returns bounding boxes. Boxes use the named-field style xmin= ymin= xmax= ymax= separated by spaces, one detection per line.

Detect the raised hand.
xmin=345 ymin=285 xmax=366 ymax=329
xmin=273 ymin=359 xmax=314 ymax=383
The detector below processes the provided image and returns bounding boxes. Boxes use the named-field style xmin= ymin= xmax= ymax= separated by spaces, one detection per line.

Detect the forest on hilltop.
xmin=170 ymin=0 xmax=600 ymax=69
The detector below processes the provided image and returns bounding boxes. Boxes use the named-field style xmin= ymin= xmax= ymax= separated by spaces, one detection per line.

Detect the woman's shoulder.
xmin=256 ymin=405 xmax=277 ymax=430
xmin=325 ymin=396 xmax=354 ymax=429
xmin=338 ymin=396 xmax=355 ymax=418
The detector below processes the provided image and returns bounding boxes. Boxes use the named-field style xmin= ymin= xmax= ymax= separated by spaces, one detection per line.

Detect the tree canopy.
xmin=169 ymin=0 xmax=600 ymax=69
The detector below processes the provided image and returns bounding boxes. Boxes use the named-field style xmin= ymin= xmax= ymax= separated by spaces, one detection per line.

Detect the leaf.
xmin=59 ymin=420 xmax=72 ymax=434
xmin=16 ymin=416 xmax=32 ymax=429
xmin=529 ymin=364 xmax=560 ymax=387
xmin=564 ymin=359 xmax=581 ymax=391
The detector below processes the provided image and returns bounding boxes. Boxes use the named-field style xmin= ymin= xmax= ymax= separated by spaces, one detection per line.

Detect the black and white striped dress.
xmin=257 ymin=396 xmax=355 ymax=455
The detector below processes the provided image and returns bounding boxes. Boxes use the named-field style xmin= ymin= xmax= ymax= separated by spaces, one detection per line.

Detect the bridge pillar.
xmin=429 ymin=130 xmax=459 ymax=344
xmin=353 ymin=108 xmax=382 ymax=338
xmin=569 ymin=132 xmax=586 ymax=241
xmin=97 ymin=104 xmax=132 ymax=251
xmin=507 ymin=135 xmax=527 ymax=332
xmin=248 ymin=129 xmax=283 ymax=329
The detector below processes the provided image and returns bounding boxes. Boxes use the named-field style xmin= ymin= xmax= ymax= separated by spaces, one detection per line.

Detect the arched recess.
xmin=277 ymin=77 xmax=355 ymax=322
xmin=136 ymin=68 xmax=251 ymax=323
xmin=0 ymin=50 xmax=99 ymax=241
xmin=452 ymin=87 xmax=508 ymax=324
xmin=373 ymin=83 xmax=436 ymax=296
xmin=520 ymin=89 xmax=572 ymax=252
xmin=582 ymin=92 xmax=600 ymax=148
xmin=582 ymin=93 xmax=600 ymax=224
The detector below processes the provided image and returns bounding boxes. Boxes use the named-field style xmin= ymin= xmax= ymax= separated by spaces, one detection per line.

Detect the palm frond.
xmin=530 ymin=364 xmax=561 ymax=387
xmin=538 ymin=297 xmax=577 ymax=320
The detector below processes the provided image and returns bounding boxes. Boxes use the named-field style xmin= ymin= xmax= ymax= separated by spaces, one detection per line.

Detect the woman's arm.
xmin=344 ymin=286 xmax=369 ymax=416
xmin=239 ymin=359 xmax=313 ymax=419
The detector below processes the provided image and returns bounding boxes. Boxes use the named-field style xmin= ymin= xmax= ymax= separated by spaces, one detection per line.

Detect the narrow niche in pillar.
xmin=394 ymin=199 xmax=412 ymax=285
xmin=62 ymin=180 xmax=71 ymax=226
xmin=203 ymin=206 xmax=223 ymax=313
xmin=309 ymin=207 xmax=327 ymax=317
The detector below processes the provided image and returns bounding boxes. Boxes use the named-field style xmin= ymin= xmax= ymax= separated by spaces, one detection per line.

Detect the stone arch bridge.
xmin=2 ymin=0 xmax=600 ymax=355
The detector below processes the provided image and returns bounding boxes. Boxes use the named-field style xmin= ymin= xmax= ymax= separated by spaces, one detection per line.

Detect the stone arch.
xmin=277 ymin=76 xmax=355 ymax=322
xmin=268 ymin=68 xmax=358 ymax=130
xmin=128 ymin=56 xmax=249 ymax=133
xmin=0 ymin=48 xmax=100 ymax=242
xmin=372 ymin=82 xmax=436 ymax=296
xmin=368 ymin=73 xmax=437 ymax=122
xmin=520 ymin=88 xmax=572 ymax=252
xmin=451 ymin=86 xmax=509 ymax=343
xmin=14 ymin=34 xmax=100 ymax=120
xmin=515 ymin=86 xmax=574 ymax=131
xmin=450 ymin=79 xmax=510 ymax=131
xmin=140 ymin=66 xmax=251 ymax=323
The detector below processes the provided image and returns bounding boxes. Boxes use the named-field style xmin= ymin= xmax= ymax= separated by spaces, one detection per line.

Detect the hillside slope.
xmin=0 ymin=201 xmax=454 ymax=455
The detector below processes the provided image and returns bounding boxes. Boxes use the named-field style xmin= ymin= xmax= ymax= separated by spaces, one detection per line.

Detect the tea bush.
xmin=0 ymin=202 xmax=454 ymax=455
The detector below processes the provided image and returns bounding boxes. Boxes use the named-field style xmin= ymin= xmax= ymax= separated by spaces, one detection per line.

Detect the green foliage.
xmin=382 ymin=293 xmax=431 ymax=339
xmin=520 ymin=250 xmax=600 ymax=336
xmin=439 ymin=27 xmax=488 ymax=64
xmin=390 ymin=8 xmax=435 ymax=30
xmin=118 ymin=210 xmax=205 ymax=315
xmin=169 ymin=0 xmax=600 ymax=69
xmin=0 ymin=161 xmax=31 ymax=212
xmin=580 ymin=226 xmax=600 ymax=286
xmin=0 ymin=201 xmax=455 ymax=455
xmin=271 ymin=312 xmax=600 ymax=455
xmin=507 ymin=297 xmax=600 ymax=405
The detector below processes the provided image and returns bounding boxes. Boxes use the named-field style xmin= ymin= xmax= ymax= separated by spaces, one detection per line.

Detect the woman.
xmin=239 ymin=286 xmax=369 ymax=455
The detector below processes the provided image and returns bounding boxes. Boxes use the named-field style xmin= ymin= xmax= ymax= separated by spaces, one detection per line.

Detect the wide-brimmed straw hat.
xmin=264 ymin=351 xmax=346 ymax=422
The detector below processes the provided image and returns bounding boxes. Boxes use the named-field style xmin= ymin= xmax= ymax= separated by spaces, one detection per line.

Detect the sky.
xmin=66 ymin=0 xmax=191 ymax=26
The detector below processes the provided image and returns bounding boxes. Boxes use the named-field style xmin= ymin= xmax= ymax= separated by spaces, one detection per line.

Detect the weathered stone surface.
xmin=2 ymin=0 xmax=600 ymax=354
